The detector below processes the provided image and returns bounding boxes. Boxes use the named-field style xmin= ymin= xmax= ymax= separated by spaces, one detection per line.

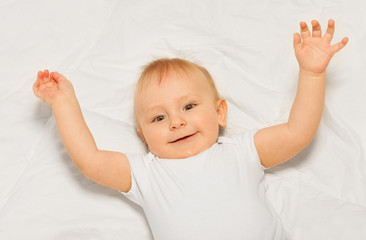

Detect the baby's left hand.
xmin=293 ymin=19 xmax=348 ymax=74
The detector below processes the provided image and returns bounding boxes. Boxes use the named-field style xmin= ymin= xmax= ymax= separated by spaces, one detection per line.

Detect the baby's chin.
xmin=150 ymin=140 xmax=217 ymax=160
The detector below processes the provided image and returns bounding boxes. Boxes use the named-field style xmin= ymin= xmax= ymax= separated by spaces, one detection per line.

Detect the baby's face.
xmin=135 ymin=70 xmax=227 ymax=159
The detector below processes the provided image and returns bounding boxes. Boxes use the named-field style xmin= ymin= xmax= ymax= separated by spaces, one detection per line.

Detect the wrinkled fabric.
xmin=1 ymin=0 xmax=366 ymax=239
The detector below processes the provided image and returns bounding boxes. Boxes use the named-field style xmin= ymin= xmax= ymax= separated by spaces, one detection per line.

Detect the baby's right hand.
xmin=33 ymin=70 xmax=75 ymax=107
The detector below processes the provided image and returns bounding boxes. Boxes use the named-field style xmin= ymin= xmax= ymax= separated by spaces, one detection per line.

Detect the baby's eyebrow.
xmin=145 ymin=105 xmax=163 ymax=115
xmin=144 ymin=94 xmax=201 ymax=113
xmin=177 ymin=94 xmax=200 ymax=101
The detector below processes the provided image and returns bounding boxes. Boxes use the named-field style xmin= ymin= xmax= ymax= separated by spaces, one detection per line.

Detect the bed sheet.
xmin=1 ymin=0 xmax=366 ymax=239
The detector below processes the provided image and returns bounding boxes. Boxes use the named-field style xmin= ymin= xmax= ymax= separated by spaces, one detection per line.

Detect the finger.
xmin=50 ymin=72 xmax=56 ymax=84
xmin=311 ymin=20 xmax=322 ymax=38
xmin=324 ymin=19 xmax=335 ymax=43
xmin=300 ymin=22 xmax=311 ymax=39
xmin=43 ymin=69 xmax=49 ymax=78
xmin=35 ymin=72 xmax=42 ymax=89
xmin=331 ymin=37 xmax=349 ymax=54
xmin=32 ymin=81 xmax=39 ymax=95
xmin=43 ymin=69 xmax=50 ymax=83
xmin=34 ymin=78 xmax=41 ymax=89
xmin=33 ymin=80 xmax=44 ymax=98
xmin=50 ymin=72 xmax=58 ymax=83
xmin=37 ymin=71 xmax=43 ymax=83
xmin=293 ymin=33 xmax=302 ymax=51
xmin=52 ymin=71 xmax=66 ymax=83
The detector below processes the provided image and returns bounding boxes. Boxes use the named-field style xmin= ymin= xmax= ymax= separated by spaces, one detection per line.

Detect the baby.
xmin=33 ymin=20 xmax=347 ymax=240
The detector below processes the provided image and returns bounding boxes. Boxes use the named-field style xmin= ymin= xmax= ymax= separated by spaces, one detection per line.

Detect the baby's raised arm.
xmin=254 ymin=20 xmax=348 ymax=168
xmin=33 ymin=71 xmax=131 ymax=192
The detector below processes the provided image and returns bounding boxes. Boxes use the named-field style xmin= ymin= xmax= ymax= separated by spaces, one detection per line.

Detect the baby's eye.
xmin=153 ymin=115 xmax=166 ymax=122
xmin=184 ymin=104 xmax=196 ymax=111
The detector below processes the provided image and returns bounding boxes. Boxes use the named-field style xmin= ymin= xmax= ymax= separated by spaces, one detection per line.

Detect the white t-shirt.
xmin=121 ymin=129 xmax=283 ymax=240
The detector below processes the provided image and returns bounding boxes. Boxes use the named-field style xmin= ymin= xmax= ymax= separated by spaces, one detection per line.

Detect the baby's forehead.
xmin=136 ymin=66 xmax=204 ymax=93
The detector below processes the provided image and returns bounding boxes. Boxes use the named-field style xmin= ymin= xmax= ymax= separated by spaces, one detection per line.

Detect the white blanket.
xmin=1 ymin=0 xmax=365 ymax=239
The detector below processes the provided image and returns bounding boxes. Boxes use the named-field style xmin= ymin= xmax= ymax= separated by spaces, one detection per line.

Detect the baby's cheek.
xmin=145 ymin=129 xmax=165 ymax=150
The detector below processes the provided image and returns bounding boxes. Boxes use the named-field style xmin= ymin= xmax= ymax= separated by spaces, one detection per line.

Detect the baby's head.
xmin=134 ymin=58 xmax=227 ymax=159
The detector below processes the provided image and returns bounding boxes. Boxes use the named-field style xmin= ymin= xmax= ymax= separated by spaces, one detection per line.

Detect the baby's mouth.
xmin=170 ymin=133 xmax=197 ymax=143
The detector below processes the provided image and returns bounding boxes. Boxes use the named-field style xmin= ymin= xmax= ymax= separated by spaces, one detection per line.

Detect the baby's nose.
xmin=169 ymin=116 xmax=186 ymax=130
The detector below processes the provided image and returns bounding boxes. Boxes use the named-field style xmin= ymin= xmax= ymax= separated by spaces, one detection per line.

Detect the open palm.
xmin=293 ymin=20 xmax=348 ymax=73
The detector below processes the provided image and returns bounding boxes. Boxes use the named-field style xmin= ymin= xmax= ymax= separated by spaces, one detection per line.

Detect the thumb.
xmin=293 ymin=33 xmax=302 ymax=52
xmin=51 ymin=71 xmax=67 ymax=83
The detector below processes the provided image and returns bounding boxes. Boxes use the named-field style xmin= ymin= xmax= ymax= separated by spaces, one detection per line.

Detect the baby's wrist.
xmin=299 ymin=68 xmax=326 ymax=78
xmin=51 ymin=95 xmax=78 ymax=109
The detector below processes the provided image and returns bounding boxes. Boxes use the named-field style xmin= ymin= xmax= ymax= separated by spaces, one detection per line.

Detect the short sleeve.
xmin=119 ymin=153 xmax=149 ymax=207
xmin=226 ymin=129 xmax=268 ymax=170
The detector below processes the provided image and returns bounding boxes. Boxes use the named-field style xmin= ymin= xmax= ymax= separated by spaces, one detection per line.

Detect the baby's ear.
xmin=216 ymin=98 xmax=228 ymax=127
xmin=137 ymin=129 xmax=147 ymax=143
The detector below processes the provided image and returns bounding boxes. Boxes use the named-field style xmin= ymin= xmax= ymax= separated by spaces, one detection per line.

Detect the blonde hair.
xmin=134 ymin=58 xmax=220 ymax=128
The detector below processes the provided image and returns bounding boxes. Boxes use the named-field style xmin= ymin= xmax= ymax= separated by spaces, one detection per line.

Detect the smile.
xmin=169 ymin=133 xmax=197 ymax=143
